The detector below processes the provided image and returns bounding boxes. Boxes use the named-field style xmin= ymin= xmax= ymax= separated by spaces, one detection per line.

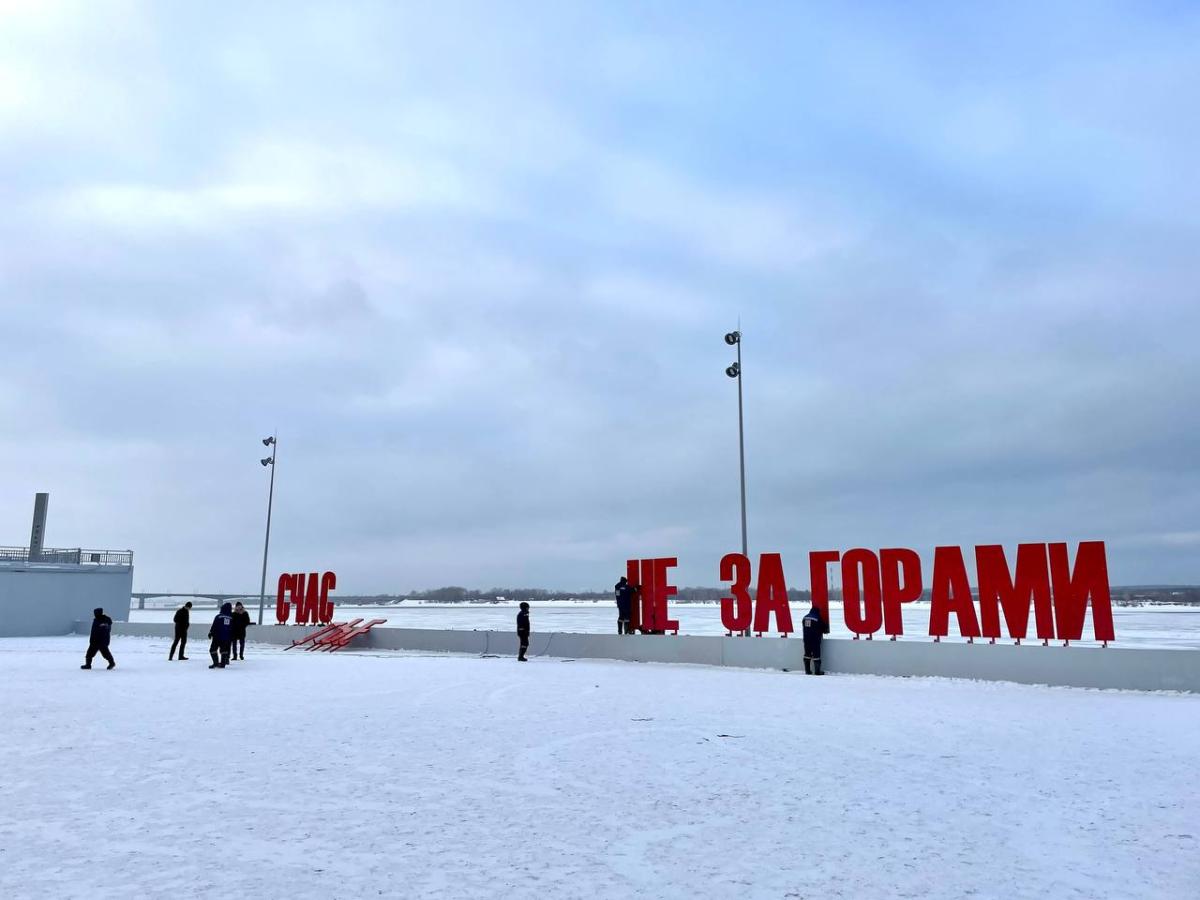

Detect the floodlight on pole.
xmin=724 ymin=330 xmax=748 ymax=561
xmin=257 ymin=434 xmax=277 ymax=626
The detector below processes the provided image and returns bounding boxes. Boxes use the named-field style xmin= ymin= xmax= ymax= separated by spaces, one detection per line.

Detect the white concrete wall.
xmin=1 ymin=565 xmax=132 ymax=636
xmin=87 ymin=621 xmax=1200 ymax=692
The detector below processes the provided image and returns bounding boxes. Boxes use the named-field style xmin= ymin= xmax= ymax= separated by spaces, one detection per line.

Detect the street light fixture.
xmin=725 ymin=331 xmax=748 ymax=561
xmin=257 ymin=434 xmax=277 ymax=626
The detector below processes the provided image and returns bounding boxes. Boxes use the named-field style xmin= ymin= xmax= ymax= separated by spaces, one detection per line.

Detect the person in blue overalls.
xmin=802 ymin=603 xmax=829 ymax=676
xmin=615 ymin=576 xmax=634 ymax=634
xmin=208 ymin=602 xmax=233 ymax=669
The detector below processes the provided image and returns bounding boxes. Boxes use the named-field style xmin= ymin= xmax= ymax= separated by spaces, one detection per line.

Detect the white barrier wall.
xmin=2 ymin=565 xmax=132 ymax=636
xmin=86 ymin=621 xmax=1200 ymax=693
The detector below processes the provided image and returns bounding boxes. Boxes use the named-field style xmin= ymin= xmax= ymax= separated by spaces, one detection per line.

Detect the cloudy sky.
xmin=2 ymin=1 xmax=1197 ymax=592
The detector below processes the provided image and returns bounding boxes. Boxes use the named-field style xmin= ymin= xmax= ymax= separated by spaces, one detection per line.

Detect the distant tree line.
xmin=336 ymin=585 xmax=1199 ymax=607
xmin=338 ymin=585 xmax=816 ymax=605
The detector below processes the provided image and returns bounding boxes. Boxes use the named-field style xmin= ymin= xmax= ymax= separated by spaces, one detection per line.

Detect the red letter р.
xmin=880 ymin=548 xmax=922 ymax=636
xmin=720 ymin=553 xmax=753 ymax=633
xmin=752 ymin=553 xmax=794 ymax=635
xmin=841 ymin=548 xmax=882 ymax=636
xmin=929 ymin=546 xmax=980 ymax=639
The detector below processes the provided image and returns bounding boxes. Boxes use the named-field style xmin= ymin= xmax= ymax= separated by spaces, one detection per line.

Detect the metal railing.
xmin=0 ymin=546 xmax=133 ymax=566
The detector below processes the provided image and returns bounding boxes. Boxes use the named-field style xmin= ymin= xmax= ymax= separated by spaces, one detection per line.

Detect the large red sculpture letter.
xmin=752 ymin=553 xmax=793 ymax=634
xmin=646 ymin=558 xmax=679 ymax=633
xmin=626 ymin=559 xmax=642 ymax=632
xmin=276 ymin=573 xmax=294 ymax=624
xmin=880 ymin=548 xmax=922 ymax=636
xmin=929 ymin=546 xmax=981 ymax=638
xmin=719 ymin=553 xmax=753 ymax=633
xmin=319 ymin=571 xmax=337 ymax=624
xmin=1049 ymin=541 xmax=1114 ymax=642
xmin=297 ymin=572 xmax=320 ymax=625
xmin=842 ymin=548 xmax=883 ymax=636
xmin=976 ymin=544 xmax=1053 ymax=641
xmin=637 ymin=558 xmax=678 ymax=633
xmin=289 ymin=573 xmax=305 ymax=624
xmin=808 ymin=550 xmax=839 ymax=628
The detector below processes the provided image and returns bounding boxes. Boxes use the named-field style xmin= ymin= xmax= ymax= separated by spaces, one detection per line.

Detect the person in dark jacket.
xmin=81 ymin=608 xmax=115 ymax=670
xmin=169 ymin=601 xmax=192 ymax=660
xmin=802 ymin=603 xmax=829 ymax=675
xmin=615 ymin=576 xmax=634 ymax=634
xmin=230 ymin=601 xmax=251 ymax=661
xmin=208 ymin=602 xmax=234 ymax=669
xmin=516 ymin=602 xmax=530 ymax=662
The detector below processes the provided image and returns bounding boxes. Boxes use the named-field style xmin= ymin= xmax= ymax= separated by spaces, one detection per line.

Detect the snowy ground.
xmin=2 ymin=637 xmax=1198 ymax=899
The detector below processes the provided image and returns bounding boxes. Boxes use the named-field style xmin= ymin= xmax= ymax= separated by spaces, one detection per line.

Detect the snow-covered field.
xmin=131 ymin=603 xmax=1200 ymax=648
xmin=2 ymin=636 xmax=1198 ymax=900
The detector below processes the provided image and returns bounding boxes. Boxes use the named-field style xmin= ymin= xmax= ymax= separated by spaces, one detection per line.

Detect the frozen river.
xmin=131 ymin=602 xmax=1200 ymax=649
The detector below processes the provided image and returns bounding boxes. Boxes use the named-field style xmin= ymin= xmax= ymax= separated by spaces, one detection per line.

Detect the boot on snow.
xmin=803 ymin=657 xmax=812 ymax=675
xmin=80 ymin=664 xmax=91 ymax=669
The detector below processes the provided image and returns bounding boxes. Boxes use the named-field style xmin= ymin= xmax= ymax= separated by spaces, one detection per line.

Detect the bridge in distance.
xmin=131 ymin=592 xmax=394 ymax=610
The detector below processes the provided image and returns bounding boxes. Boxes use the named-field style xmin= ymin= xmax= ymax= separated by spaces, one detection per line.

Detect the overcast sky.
xmin=2 ymin=1 xmax=1198 ymax=592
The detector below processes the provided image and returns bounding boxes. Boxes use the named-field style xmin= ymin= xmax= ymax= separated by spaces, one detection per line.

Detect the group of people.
xmin=171 ymin=601 xmax=252 ymax=668
xmin=85 ymin=581 xmax=830 ymax=673
xmin=82 ymin=601 xmax=253 ymax=670
xmin=511 ymin=576 xmax=830 ymax=674
xmin=608 ymin=575 xmax=829 ymax=675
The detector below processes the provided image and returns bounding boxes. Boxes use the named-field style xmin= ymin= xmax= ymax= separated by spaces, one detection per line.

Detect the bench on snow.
xmin=321 ymin=618 xmax=388 ymax=652
xmin=283 ymin=619 xmax=363 ymax=651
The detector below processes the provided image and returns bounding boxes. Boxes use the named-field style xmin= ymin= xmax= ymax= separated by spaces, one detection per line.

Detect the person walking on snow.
xmin=230 ymin=601 xmax=251 ymax=661
xmin=81 ymin=608 xmax=116 ymax=670
xmin=516 ymin=602 xmax=530 ymax=662
xmin=169 ymin=601 xmax=192 ymax=660
xmin=802 ymin=602 xmax=829 ymax=675
xmin=208 ymin=602 xmax=234 ymax=669
xmin=615 ymin=576 xmax=634 ymax=634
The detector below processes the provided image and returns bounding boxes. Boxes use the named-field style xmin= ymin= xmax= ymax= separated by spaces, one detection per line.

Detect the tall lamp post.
xmin=725 ymin=330 xmax=748 ymax=560
xmin=257 ymin=435 xmax=277 ymax=626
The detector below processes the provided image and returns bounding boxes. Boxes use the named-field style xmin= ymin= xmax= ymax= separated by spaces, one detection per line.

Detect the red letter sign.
xmin=752 ymin=553 xmax=793 ymax=635
xmin=632 ymin=558 xmax=680 ymax=634
xmin=880 ymin=548 xmax=922 ymax=636
xmin=976 ymin=544 xmax=1053 ymax=641
xmin=719 ymin=553 xmax=753 ymax=633
xmin=319 ymin=571 xmax=337 ymax=624
xmin=1049 ymin=541 xmax=1114 ymax=642
xmin=808 ymin=550 xmax=839 ymax=628
xmin=841 ymin=548 xmax=883 ymax=636
xmin=276 ymin=573 xmax=294 ymax=624
xmin=929 ymin=546 xmax=981 ymax=639
xmin=626 ymin=559 xmax=642 ymax=632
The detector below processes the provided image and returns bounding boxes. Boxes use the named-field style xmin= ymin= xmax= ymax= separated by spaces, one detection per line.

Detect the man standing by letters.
xmin=802 ymin=603 xmax=828 ymax=676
